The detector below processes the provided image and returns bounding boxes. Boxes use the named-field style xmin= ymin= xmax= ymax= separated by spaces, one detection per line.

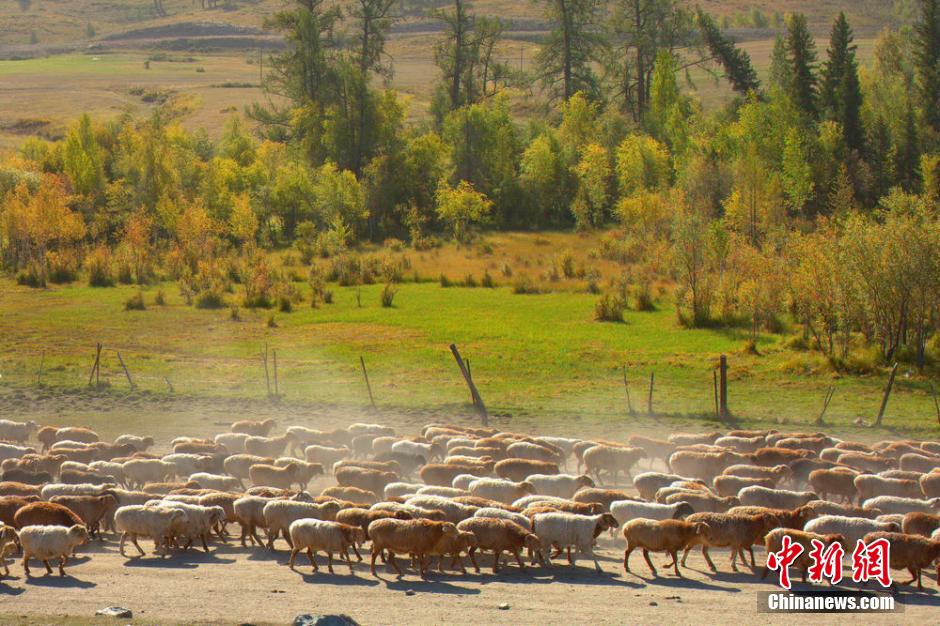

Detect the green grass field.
xmin=0 ymin=235 xmax=936 ymax=439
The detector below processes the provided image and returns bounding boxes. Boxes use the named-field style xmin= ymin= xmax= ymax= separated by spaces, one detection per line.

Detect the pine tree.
xmin=784 ymin=13 xmax=818 ymax=118
xmin=896 ymin=101 xmax=921 ymax=191
xmin=821 ymin=13 xmax=864 ymax=153
xmin=695 ymin=8 xmax=760 ymax=94
xmin=768 ymin=34 xmax=791 ymax=92
xmin=913 ymin=0 xmax=940 ymax=142
xmin=536 ymin=0 xmax=602 ymax=103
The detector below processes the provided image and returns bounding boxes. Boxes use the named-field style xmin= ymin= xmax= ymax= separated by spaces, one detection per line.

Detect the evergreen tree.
xmin=913 ymin=0 xmax=940 ymax=142
xmin=536 ymin=0 xmax=602 ymax=103
xmin=695 ymin=8 xmax=760 ymax=94
xmin=768 ymin=34 xmax=791 ymax=92
xmin=821 ymin=13 xmax=864 ymax=153
xmin=784 ymin=13 xmax=818 ymax=118
xmin=896 ymin=101 xmax=921 ymax=191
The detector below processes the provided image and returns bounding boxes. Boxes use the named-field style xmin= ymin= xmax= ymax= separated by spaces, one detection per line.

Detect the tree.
xmin=914 ymin=0 xmax=940 ymax=143
xmin=781 ymin=127 xmax=815 ymax=214
xmin=784 ymin=13 xmax=818 ymax=118
xmin=768 ymin=34 xmax=791 ymax=93
xmin=695 ymin=8 xmax=760 ymax=95
xmin=536 ymin=0 xmax=602 ymax=103
xmin=434 ymin=0 xmax=474 ymax=112
xmin=672 ymin=204 xmax=712 ymax=326
xmin=519 ymin=133 xmax=572 ymax=226
xmin=63 ymin=114 xmax=104 ymax=198
xmin=615 ymin=133 xmax=671 ymax=196
xmin=820 ymin=13 xmax=864 ymax=153
xmin=571 ymin=143 xmax=611 ymax=229
xmin=435 ymin=180 xmax=492 ymax=241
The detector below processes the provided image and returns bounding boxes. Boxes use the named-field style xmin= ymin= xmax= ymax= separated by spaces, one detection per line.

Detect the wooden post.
xmin=719 ymin=355 xmax=729 ymax=419
xmin=647 ymin=372 xmax=654 ymax=416
xmin=88 ymin=343 xmax=101 ymax=387
xmin=816 ymin=386 xmax=835 ymax=425
xmin=261 ymin=345 xmax=271 ymax=397
xmin=466 ymin=358 xmax=477 ymax=406
xmin=450 ymin=344 xmax=488 ymax=425
xmin=116 ymin=351 xmax=135 ymax=389
xmin=874 ymin=362 xmax=899 ymax=427
xmin=712 ymin=370 xmax=719 ymax=418
xmin=930 ymin=382 xmax=940 ymax=426
xmin=273 ymin=349 xmax=279 ymax=399
xmin=360 ymin=356 xmax=375 ymax=409
xmin=623 ymin=365 xmax=634 ymax=415
xmin=37 ymin=352 xmax=44 ymax=387
xmin=164 ymin=376 xmax=174 ymax=394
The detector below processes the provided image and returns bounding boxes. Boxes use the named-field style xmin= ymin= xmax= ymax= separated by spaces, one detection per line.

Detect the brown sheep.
xmin=174 ymin=441 xmax=227 ymax=455
xmin=60 ymin=468 xmax=112 ymax=486
xmin=900 ymin=453 xmax=940 ymax=474
xmin=583 ymin=445 xmax=644 ymax=484
xmin=753 ymin=447 xmax=813 ymax=467
xmin=837 ymin=452 xmax=895 ymax=473
xmin=663 ymin=492 xmax=739 ymax=513
xmin=334 ymin=467 xmax=398 ymax=495
xmin=728 ymin=505 xmax=816 ymax=531
xmin=13 ymin=502 xmax=84 ymax=529
xmin=854 ymin=475 xmax=923 ymax=502
xmin=788 ymin=458 xmax=843 ymax=487
xmin=232 ymin=418 xmax=277 ymax=437
xmin=451 ymin=496 xmax=519 ymax=511
xmin=49 ymin=494 xmax=117 ymax=538
xmin=0 ymin=495 xmax=40 ymax=526
xmin=319 ymin=486 xmax=378 ymax=506
xmin=571 ymin=488 xmax=638 ymax=511
xmin=522 ymin=501 xmax=604 ymax=516
xmin=0 ymin=482 xmax=41 ymax=498
xmin=0 ymin=469 xmax=53 ymax=486
xmin=419 ymin=463 xmax=482 ymax=487
xmin=494 ymin=459 xmax=559 ymax=482
xmin=141 ymin=481 xmax=201 ymax=495
xmin=861 ymin=531 xmax=940 ymax=589
xmin=713 ymin=475 xmax=775 ymax=498
xmin=761 ymin=529 xmax=847 ymax=584
xmin=37 ymin=427 xmax=59 ymax=452
xmin=424 ymin=529 xmax=478 ymax=573
xmin=2 ymin=454 xmax=66 ymax=476
xmin=626 ymin=435 xmax=676 ymax=466
xmin=622 ymin=518 xmax=709 ymax=577
xmin=668 ymin=451 xmax=741 ymax=483
xmin=901 ymin=512 xmax=940 ymax=537
xmin=336 ymin=507 xmax=412 ymax=541
xmin=808 ymin=468 xmax=859 ymax=503
xmin=921 ymin=473 xmax=940 ymax=498
xmin=681 ymin=512 xmax=769 ymax=571
xmin=249 ymin=463 xmax=305 ymax=491
xmin=368 ymin=518 xmax=459 ymax=576
xmin=334 ymin=459 xmax=401 ymax=474
xmin=668 ymin=432 xmax=723 ymax=447
xmin=456 ymin=517 xmax=542 ymax=573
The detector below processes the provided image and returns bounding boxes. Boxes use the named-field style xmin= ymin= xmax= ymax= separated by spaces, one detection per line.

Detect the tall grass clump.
xmin=595 ymin=293 xmax=625 ymax=322
xmin=380 ymin=282 xmax=398 ymax=307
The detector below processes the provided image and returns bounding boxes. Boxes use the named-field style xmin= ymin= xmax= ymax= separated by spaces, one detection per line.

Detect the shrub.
xmin=278 ymin=295 xmax=293 ymax=312
xmin=380 ymin=283 xmax=398 ymax=308
xmin=154 ymin=289 xmax=166 ymax=306
xmin=560 ymin=250 xmax=575 ymax=278
xmin=322 ymin=289 xmax=333 ymax=304
xmin=47 ymin=251 xmax=79 ymax=284
xmin=243 ymin=257 xmax=275 ymax=308
xmin=267 ymin=314 xmax=278 ymax=328
xmin=229 ymin=304 xmax=240 ymax=321
xmin=512 ymin=276 xmax=540 ymax=295
xmin=195 ymin=290 xmax=226 ymax=309
xmin=595 ymin=293 xmax=625 ymax=323
xmin=440 ymin=274 xmax=453 ymax=288
xmin=634 ymin=277 xmax=656 ymax=311
xmin=464 ymin=274 xmax=478 ymax=288
xmin=16 ymin=266 xmax=45 ymax=288
xmin=586 ymin=280 xmax=601 ymax=294
xmin=86 ymin=247 xmax=115 ymax=287
xmin=481 ymin=271 xmax=495 ymax=288
xmin=124 ymin=291 xmax=146 ymax=311
xmin=501 ymin=263 xmax=513 ymax=277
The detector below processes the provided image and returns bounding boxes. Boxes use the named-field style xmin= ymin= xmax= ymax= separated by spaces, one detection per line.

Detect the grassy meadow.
xmin=0 ymin=232 xmax=936 ymax=440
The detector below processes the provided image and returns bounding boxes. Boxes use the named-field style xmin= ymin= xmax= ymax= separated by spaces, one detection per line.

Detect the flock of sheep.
xmin=1 ymin=418 xmax=940 ymax=590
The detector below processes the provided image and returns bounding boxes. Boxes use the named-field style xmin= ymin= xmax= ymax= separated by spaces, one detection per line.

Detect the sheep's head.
xmin=393 ymin=510 xmax=413 ymax=520
xmin=882 ymin=521 xmax=901 ymax=533
xmin=440 ymin=522 xmax=459 ymax=538
xmin=523 ymin=532 xmax=541 ymax=552
xmin=457 ymin=530 xmax=478 ymax=550
xmin=596 ymin=513 xmax=618 ymax=532
xmin=520 ymin=481 xmax=537 ymax=495
xmin=673 ymin=502 xmax=695 ymax=519
xmin=68 ymin=524 xmax=90 ymax=545
xmin=588 ymin=503 xmax=604 ymax=515
xmin=693 ymin=522 xmax=709 ymax=536
xmin=577 ymin=475 xmax=595 ymax=488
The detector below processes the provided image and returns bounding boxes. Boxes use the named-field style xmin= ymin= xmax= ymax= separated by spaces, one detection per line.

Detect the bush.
xmin=595 ymin=293 xmax=625 ymax=322
xmin=267 ymin=314 xmax=278 ymax=328
xmin=47 ymin=252 xmax=79 ymax=284
xmin=481 ymin=271 xmax=495 ymax=288
xmin=229 ymin=304 xmax=240 ymax=321
xmin=86 ymin=247 xmax=115 ymax=287
xmin=278 ymin=295 xmax=293 ymax=313
xmin=16 ymin=267 xmax=45 ymax=288
xmin=154 ymin=289 xmax=166 ymax=306
xmin=381 ymin=283 xmax=398 ymax=307
xmin=501 ymin=263 xmax=513 ymax=277
xmin=195 ymin=290 xmax=226 ymax=309
xmin=586 ymin=280 xmax=601 ymax=294
xmin=560 ymin=250 xmax=575 ymax=278
xmin=124 ymin=291 xmax=146 ymax=311
xmin=464 ymin=274 xmax=478 ymax=288
xmin=512 ymin=276 xmax=540 ymax=295
xmin=440 ymin=274 xmax=454 ymax=288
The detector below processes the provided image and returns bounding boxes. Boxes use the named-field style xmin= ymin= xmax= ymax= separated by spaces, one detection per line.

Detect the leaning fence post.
xmin=713 ymin=370 xmax=719 ymax=418
xmin=719 ymin=354 xmax=729 ymax=419
xmin=450 ymin=344 xmax=488 ymax=426
xmin=273 ymin=349 xmax=279 ymax=399
xmin=360 ymin=356 xmax=376 ymax=409
xmin=874 ymin=362 xmax=899 ymax=427
xmin=816 ymin=386 xmax=835 ymax=425
xmin=116 ymin=351 xmax=135 ymax=390
xmin=261 ymin=344 xmax=271 ymax=397
xmin=37 ymin=352 xmax=44 ymax=387
xmin=647 ymin=371 xmax=654 ymax=416
xmin=623 ymin=365 xmax=634 ymax=415
xmin=88 ymin=343 xmax=101 ymax=387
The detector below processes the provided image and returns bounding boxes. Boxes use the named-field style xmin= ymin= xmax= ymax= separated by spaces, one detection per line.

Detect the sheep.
xmin=837 ymin=452 xmax=895 ymax=473
xmin=775 ymin=436 xmax=833 ymax=454
xmin=714 ymin=435 xmax=766 ymax=453
xmin=224 ymin=454 xmax=276 ymax=484
xmin=245 ymin=434 xmax=293 ymax=458
xmin=789 ymin=458 xmax=842 ymax=487
xmin=48 ymin=494 xmax=117 ymax=538
xmin=447 ymin=446 xmax=502 ymax=460
xmin=728 ymin=505 xmax=817 ymax=530
xmin=368 ymin=518 xmax=459 ymax=576
xmin=391 ymin=440 xmax=441 ymax=461
xmin=523 ymin=473 xmax=594 ymax=499
xmin=405 ymin=495 xmax=478 ymax=524
xmin=0 ymin=469 xmax=53 ymax=486
xmin=335 ymin=507 xmax=412 ymax=542
xmin=36 ymin=427 xmax=58 ymax=452
xmin=473 ymin=507 xmax=531 ymax=530
xmin=232 ymin=418 xmax=278 ymax=437
xmin=53 ymin=427 xmax=99 ymax=444
xmin=451 ymin=474 xmax=487 ymax=492
xmin=713 ymin=475 xmax=775 ymax=498
xmin=233 ymin=495 xmax=274 ymax=547
xmin=680 ymin=512 xmax=769 ymax=571
xmin=805 ymin=500 xmax=882 ymax=520
xmin=425 ymin=529 xmax=479 ymax=573
xmin=141 ymin=481 xmax=200 ymax=496
xmin=188 ymin=472 xmax=241 ymax=492
xmin=668 ymin=451 xmax=739 ymax=483
xmin=469 ymin=478 xmax=535 ymax=505
xmin=572 ymin=487 xmax=638 ymax=511
xmin=609 ymin=500 xmax=695 ymax=526
xmin=861 ymin=531 xmax=940 ymax=589
xmin=370 ymin=502 xmax=447 ymax=521
xmin=14 ymin=502 xmax=85 ymax=529
xmin=622 ymin=518 xmax=709 ymax=577
xmin=753 ymin=447 xmax=813 ymax=467
xmin=420 ymin=463 xmax=483 ymax=486
xmin=39 ymin=483 xmax=108 ymax=500
xmin=197 ymin=492 xmax=239 ymax=534
xmin=899 ymin=453 xmax=940 ymax=474
xmin=122 ymin=459 xmax=172 ymax=488
xmin=334 ymin=459 xmax=402 ymax=474
xmin=654 ymin=486 xmax=707 ymax=503
xmin=803 ymin=515 xmax=900 ymax=551
xmin=536 ymin=436 xmax=581 ymax=459
xmin=113 ymin=435 xmax=154 ymax=452
xmin=880 ymin=470 xmax=924 ymax=481
xmin=582 ymin=445 xmax=644 ymax=484
xmin=457 ymin=517 xmax=541 ymax=573
xmin=262 ymin=500 xmax=342 ymax=549
xmin=114 ymin=505 xmax=187 ymax=556
xmin=334 ymin=467 xmax=398 ymax=495
xmin=506 ymin=441 xmax=562 ymax=464
xmin=854 ymin=474 xmax=923 ymax=502
xmin=384 ymin=482 xmax=423 ymax=499
xmin=3 ymin=453 xmax=66 ymax=477
xmin=287 ymin=427 xmax=345 ymax=454
xmin=348 ymin=423 xmax=395 ymax=438
xmin=0 ymin=443 xmax=37 ymax=462
xmin=0 ymin=495 xmax=39 ymax=527
xmin=922 ymin=473 xmax=940 ymax=498
xmin=626 ymin=435 xmax=675 ymax=466
xmin=0 ymin=524 xmax=17 ymax=576
xmin=902 ymin=512 xmax=940 ymax=537
xmin=416 ymin=486 xmax=468 ymax=498
xmin=88 ymin=461 xmax=125 ymax=487
xmin=760 ymin=529 xmax=847 ymax=584
xmin=862 ymin=496 xmax=940 ymax=516
xmin=531 ymin=511 xmax=618 ymax=571
xmin=373 ymin=452 xmax=425 ymax=478
xmin=287 ymin=519 xmax=364 ymax=573
xmin=513 ymin=494 xmax=573 ymax=509
xmin=304 ymin=445 xmax=351 ymax=470
xmin=0 ymin=420 xmax=38 ymax=444
xmin=214 ymin=433 xmax=250 ymax=454
xmin=738 ymin=486 xmax=818 ymax=510
xmin=632 ymin=472 xmax=701 ymax=500
xmin=663 ymin=492 xmax=739 ymax=514
xmin=320 ymin=486 xmax=379 ymax=506
xmin=668 ymin=432 xmax=722 ymax=446
xmin=18 ymin=524 xmax=88 ymax=576
xmin=808 ymin=468 xmax=859 ymax=503
xmin=494 ymin=459 xmax=558 ymax=482
xmin=249 ymin=463 xmax=307 ymax=491
xmin=145 ymin=501 xmax=225 ymax=552
xmin=60 ymin=468 xmax=112 ymax=486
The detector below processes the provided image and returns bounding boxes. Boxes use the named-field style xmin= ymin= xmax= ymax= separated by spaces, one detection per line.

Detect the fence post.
xmin=719 ymin=355 xmax=729 ymax=419
xmin=261 ymin=344 xmax=271 ymax=397
xmin=360 ymin=356 xmax=376 ymax=409
xmin=88 ymin=343 xmax=101 ymax=387
xmin=712 ymin=370 xmax=719 ymax=418
xmin=116 ymin=351 xmax=135 ymax=389
xmin=874 ymin=362 xmax=899 ymax=427
xmin=37 ymin=352 xmax=44 ymax=387
xmin=450 ymin=344 xmax=488 ymax=426
xmin=647 ymin=371 xmax=654 ymax=416
xmin=273 ymin=349 xmax=279 ymax=399
xmin=623 ymin=365 xmax=634 ymax=415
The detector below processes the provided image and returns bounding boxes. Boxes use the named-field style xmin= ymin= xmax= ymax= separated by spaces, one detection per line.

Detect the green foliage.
xmin=615 ymin=134 xmax=671 ymax=196
xmin=435 ymin=180 xmax=493 ymax=242
xmin=380 ymin=281 xmax=397 ymax=307
xmin=536 ymin=0 xmax=602 ymax=102
xmin=695 ymin=8 xmax=760 ymax=95
xmin=783 ymin=13 xmax=819 ymax=118
xmin=594 ymin=292 xmax=625 ymax=322
xmin=124 ymin=291 xmax=146 ymax=311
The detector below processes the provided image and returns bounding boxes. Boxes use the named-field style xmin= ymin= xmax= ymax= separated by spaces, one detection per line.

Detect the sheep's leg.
xmin=308 ymin=548 xmax=319 ymax=572
xmin=58 ymin=555 xmax=68 ymax=576
xmin=514 ymin=549 xmax=526 ymax=571
xmin=388 ymin=551 xmax=403 ymax=576
xmin=119 ymin=532 xmax=127 ymax=556
xmin=351 ymin=542 xmax=362 ymax=562
xmin=747 ymin=546 xmax=756 ymax=568
xmin=566 ymin=546 xmax=574 ymax=566
xmin=250 ymin=526 xmax=264 ymax=547
xmin=326 ymin=551 xmax=335 ymax=574
xmin=760 ymin=565 xmax=770 ymax=580
xmin=266 ymin=529 xmax=278 ymax=550
xmin=370 ymin=547 xmax=380 ymax=576
xmin=345 ymin=549 xmax=355 ymax=574
xmin=642 ymin=549 xmax=657 ymax=576
xmin=469 ymin=547 xmax=481 ymax=573
xmin=680 ymin=546 xmax=692 ymax=567
xmin=288 ymin=548 xmax=299 ymax=569
xmin=492 ymin=549 xmax=501 ymax=573
xmin=623 ymin=546 xmax=633 ymax=572
xmin=900 ymin=568 xmax=918 ymax=588
xmin=200 ymin=532 xmax=210 ymax=553
xmin=130 ymin=535 xmax=145 ymax=556
xmin=701 ymin=546 xmax=717 ymax=571
xmin=549 ymin=546 xmax=562 ymax=559
xmin=671 ymin=551 xmax=681 ymax=577
xmin=42 ymin=559 xmax=53 ymax=575
xmin=22 ymin=552 xmax=31 ymax=577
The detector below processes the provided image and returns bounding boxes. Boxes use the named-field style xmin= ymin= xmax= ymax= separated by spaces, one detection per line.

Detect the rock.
xmin=95 ymin=607 xmax=133 ymax=618
xmin=648 ymin=601 xmax=658 ymax=607
xmin=404 ymin=589 xmax=416 ymax=596
xmin=293 ymin=615 xmax=360 ymax=626
xmin=498 ymin=603 xmax=510 ymax=610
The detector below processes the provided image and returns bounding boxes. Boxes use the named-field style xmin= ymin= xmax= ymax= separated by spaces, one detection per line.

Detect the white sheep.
xmin=452 ymin=474 xmax=487 ymax=492
xmin=145 ymin=501 xmax=224 ymax=551
xmin=531 ymin=511 xmax=618 ymax=571
xmin=214 ymin=433 xmax=250 ymax=454
xmin=223 ymin=454 xmax=275 ymax=484
xmin=535 ymin=436 xmax=581 ymax=458
xmin=348 ymin=423 xmax=394 ymax=437
xmin=445 ymin=437 xmax=477 ymax=452
xmin=40 ymin=483 xmax=110 ymax=500
xmin=512 ymin=494 xmax=572 ymax=509
xmin=714 ymin=435 xmax=765 ymax=453
xmin=0 ymin=443 xmax=36 ymax=462
xmin=0 ymin=420 xmax=38 ymax=444
xmin=122 ymin=459 xmax=172 ymax=487
xmin=370 ymin=436 xmax=399 ymax=456
xmin=88 ymin=461 xmax=126 ymax=486
xmin=188 ymin=472 xmax=240 ymax=492
xmin=113 ymin=434 xmax=155 ymax=452
xmin=863 ymin=496 xmax=940 ymax=515
xmin=506 ymin=441 xmax=561 ymax=463
xmin=738 ymin=486 xmax=818 ymax=510
xmin=391 ymin=440 xmax=439 ymax=461
xmin=233 ymin=495 xmax=274 ymax=547
xmin=608 ymin=500 xmax=695 ymax=526
xmin=468 ymin=478 xmax=535 ymax=505
xmin=803 ymin=515 xmax=900 ymax=551
xmin=162 ymin=453 xmax=214 ymax=479
xmin=473 ymin=507 xmax=531 ymax=529
xmin=417 ymin=486 xmax=469 ymax=498
xmin=262 ymin=500 xmax=341 ymax=549
xmin=287 ymin=518 xmax=363 ymax=573
xmin=404 ymin=495 xmax=478 ymax=523
xmin=18 ymin=524 xmax=89 ymax=576
xmin=383 ymin=482 xmax=423 ymax=499
xmin=114 ymin=505 xmax=187 ymax=556
xmin=526 ymin=474 xmax=594 ymax=499
xmin=304 ymin=445 xmax=350 ymax=470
